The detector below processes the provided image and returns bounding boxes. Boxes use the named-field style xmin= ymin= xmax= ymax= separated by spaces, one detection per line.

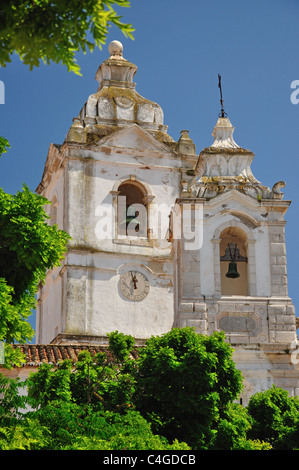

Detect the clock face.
xmin=120 ymin=271 xmax=150 ymax=301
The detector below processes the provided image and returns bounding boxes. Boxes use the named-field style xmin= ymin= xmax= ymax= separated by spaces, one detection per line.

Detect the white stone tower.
xmin=36 ymin=41 xmax=197 ymax=345
xmin=173 ymin=112 xmax=298 ymax=404
xmin=35 ymin=42 xmax=299 ymax=404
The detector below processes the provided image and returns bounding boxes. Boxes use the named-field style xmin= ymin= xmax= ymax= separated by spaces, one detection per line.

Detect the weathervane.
xmin=218 ymin=73 xmax=227 ymax=118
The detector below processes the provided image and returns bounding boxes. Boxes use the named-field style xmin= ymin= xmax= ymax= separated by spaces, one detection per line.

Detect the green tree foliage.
xmin=210 ymin=402 xmax=271 ymax=450
xmin=0 ymin=374 xmax=27 ymax=423
xmin=0 ymin=339 xmax=189 ymax=450
xmin=0 ymin=137 xmax=10 ymax=157
xmin=0 ymin=0 xmax=134 ymax=75
xmin=0 ymin=329 xmax=278 ymax=450
xmin=134 ymin=327 xmax=244 ymax=449
xmin=0 ymin=375 xmax=50 ymax=450
xmin=0 ymin=138 xmax=70 ymax=365
xmin=26 ymin=404 xmax=190 ymax=450
xmin=107 ymin=329 xmax=135 ymax=364
xmin=0 ymin=184 xmax=70 ymax=303
xmin=247 ymin=385 xmax=299 ymax=449
xmin=0 ymin=418 xmax=50 ymax=450
xmin=26 ymin=347 xmax=136 ymax=412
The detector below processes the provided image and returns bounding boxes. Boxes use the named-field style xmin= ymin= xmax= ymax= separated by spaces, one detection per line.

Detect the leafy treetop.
xmin=0 ymin=0 xmax=134 ymax=75
xmin=0 ymin=138 xmax=70 ymax=366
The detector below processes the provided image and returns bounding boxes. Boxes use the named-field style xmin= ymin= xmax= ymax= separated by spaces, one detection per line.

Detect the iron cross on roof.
xmin=218 ymin=73 xmax=227 ymax=118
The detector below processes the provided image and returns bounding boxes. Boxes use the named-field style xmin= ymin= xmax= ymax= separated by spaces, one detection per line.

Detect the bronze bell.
xmin=226 ymin=261 xmax=240 ymax=279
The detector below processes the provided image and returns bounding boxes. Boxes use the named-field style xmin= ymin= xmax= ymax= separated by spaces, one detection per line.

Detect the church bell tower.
xmin=173 ymin=103 xmax=298 ymax=403
xmin=35 ymin=41 xmax=197 ymax=345
xmin=35 ymin=42 xmax=299 ymax=404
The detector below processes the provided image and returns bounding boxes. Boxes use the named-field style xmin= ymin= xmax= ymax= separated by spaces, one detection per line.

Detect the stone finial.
xmin=178 ymin=130 xmax=196 ymax=155
xmin=95 ymin=40 xmax=136 ymax=89
xmin=108 ymin=40 xmax=124 ymax=60
xmin=211 ymin=117 xmax=240 ymax=149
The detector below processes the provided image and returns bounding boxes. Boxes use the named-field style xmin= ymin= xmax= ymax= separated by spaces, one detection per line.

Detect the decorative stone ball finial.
xmin=108 ymin=40 xmax=124 ymax=60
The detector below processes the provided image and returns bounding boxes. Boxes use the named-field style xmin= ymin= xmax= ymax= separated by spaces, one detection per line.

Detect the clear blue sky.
xmin=0 ymin=0 xmax=298 ymax=340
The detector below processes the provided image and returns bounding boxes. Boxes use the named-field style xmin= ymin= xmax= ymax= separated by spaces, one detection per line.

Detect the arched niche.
xmin=110 ymin=176 xmax=155 ymax=240
xmin=213 ymin=219 xmax=256 ymax=297
xmin=118 ymin=181 xmax=147 ymax=237
xmin=220 ymin=226 xmax=248 ymax=295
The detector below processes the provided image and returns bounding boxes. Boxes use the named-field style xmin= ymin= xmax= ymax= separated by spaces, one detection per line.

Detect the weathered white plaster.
xmin=34 ymin=41 xmax=299 ymax=401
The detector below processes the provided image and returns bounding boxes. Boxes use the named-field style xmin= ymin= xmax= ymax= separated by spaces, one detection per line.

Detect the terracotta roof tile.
xmin=11 ymin=344 xmax=118 ymax=366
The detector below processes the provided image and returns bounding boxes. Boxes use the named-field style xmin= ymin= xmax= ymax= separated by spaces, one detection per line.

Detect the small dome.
xmin=73 ymin=41 xmax=169 ymax=138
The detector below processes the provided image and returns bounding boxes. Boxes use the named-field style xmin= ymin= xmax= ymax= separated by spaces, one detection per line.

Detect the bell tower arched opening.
xmin=118 ymin=180 xmax=148 ymax=238
xmin=220 ymin=227 xmax=248 ymax=295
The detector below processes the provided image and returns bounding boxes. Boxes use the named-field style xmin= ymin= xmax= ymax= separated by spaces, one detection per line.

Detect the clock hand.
xmin=131 ymin=271 xmax=138 ymax=289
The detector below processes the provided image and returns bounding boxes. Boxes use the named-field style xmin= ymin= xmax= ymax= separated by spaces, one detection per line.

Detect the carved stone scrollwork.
xmin=272 ymin=181 xmax=285 ymax=200
xmin=188 ymin=178 xmax=286 ymax=202
xmin=188 ymin=116 xmax=286 ymax=202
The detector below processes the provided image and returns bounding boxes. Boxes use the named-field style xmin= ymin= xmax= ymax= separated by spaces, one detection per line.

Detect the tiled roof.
xmin=11 ymin=344 xmax=123 ymax=366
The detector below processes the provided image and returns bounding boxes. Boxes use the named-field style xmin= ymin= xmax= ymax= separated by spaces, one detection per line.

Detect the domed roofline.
xmin=68 ymin=41 xmax=172 ymax=143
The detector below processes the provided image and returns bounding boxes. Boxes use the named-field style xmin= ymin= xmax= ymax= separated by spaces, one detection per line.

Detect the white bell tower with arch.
xmin=35 ymin=41 xmax=198 ymax=346
xmin=173 ymin=114 xmax=298 ymax=404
